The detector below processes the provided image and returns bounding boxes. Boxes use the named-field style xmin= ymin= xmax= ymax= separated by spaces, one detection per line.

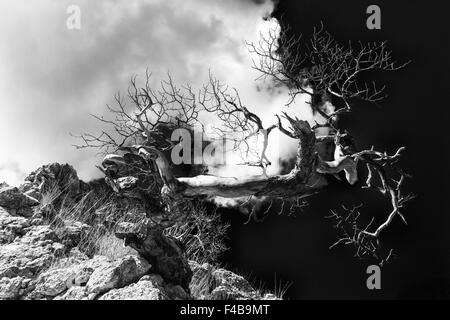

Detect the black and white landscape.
xmin=0 ymin=0 xmax=448 ymax=301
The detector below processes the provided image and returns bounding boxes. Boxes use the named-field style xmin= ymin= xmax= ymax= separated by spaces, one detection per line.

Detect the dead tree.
xmin=75 ymin=23 xmax=413 ymax=274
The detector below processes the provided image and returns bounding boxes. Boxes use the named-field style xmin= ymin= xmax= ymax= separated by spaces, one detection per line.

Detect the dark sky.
xmin=221 ymin=0 xmax=450 ymax=299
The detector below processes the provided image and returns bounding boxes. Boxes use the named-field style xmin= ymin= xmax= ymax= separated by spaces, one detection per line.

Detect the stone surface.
xmin=115 ymin=220 xmax=192 ymax=290
xmin=86 ymin=255 xmax=151 ymax=296
xmin=30 ymin=268 xmax=76 ymax=298
xmin=189 ymin=261 xmax=261 ymax=300
xmin=0 ymin=223 xmax=67 ymax=300
xmin=97 ymin=273 xmax=189 ymax=300
xmin=0 ymin=224 xmax=270 ymax=301
xmin=55 ymin=219 xmax=91 ymax=248
xmin=0 ymin=225 xmax=65 ymax=280
xmin=98 ymin=279 xmax=167 ymax=300
xmin=0 ymin=207 xmax=30 ymax=244
xmin=19 ymin=163 xmax=89 ymax=202
xmin=53 ymin=286 xmax=89 ymax=300
xmin=0 ymin=184 xmax=39 ymax=217
xmin=0 ymin=276 xmax=23 ymax=300
xmin=261 ymin=293 xmax=280 ymax=300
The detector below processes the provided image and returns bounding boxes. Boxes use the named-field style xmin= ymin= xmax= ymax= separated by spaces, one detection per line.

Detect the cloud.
xmin=0 ymin=0 xmax=311 ymax=186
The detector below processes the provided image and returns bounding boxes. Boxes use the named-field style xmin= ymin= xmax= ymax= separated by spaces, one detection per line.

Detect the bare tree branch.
xmin=76 ymin=23 xmax=412 ymax=263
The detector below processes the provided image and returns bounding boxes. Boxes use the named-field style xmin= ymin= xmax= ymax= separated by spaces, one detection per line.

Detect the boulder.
xmin=19 ymin=163 xmax=89 ymax=201
xmin=0 ymin=224 xmax=67 ymax=300
xmin=26 ymin=255 xmax=110 ymax=300
xmin=0 ymin=276 xmax=24 ymax=300
xmin=115 ymin=220 xmax=192 ymax=289
xmin=0 ymin=207 xmax=30 ymax=244
xmin=23 ymin=253 xmax=154 ymax=300
xmin=97 ymin=273 xmax=189 ymax=300
xmin=53 ymin=286 xmax=90 ymax=300
xmin=98 ymin=279 xmax=167 ymax=300
xmin=0 ymin=225 xmax=65 ymax=280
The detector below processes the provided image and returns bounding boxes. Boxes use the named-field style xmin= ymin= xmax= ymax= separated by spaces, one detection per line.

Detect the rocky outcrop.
xmin=0 ymin=183 xmax=39 ymax=217
xmin=0 ymin=277 xmax=26 ymax=300
xmin=0 ymin=206 xmax=193 ymax=300
xmin=0 ymin=207 xmax=31 ymax=244
xmin=96 ymin=273 xmax=188 ymax=300
xmin=85 ymin=255 xmax=150 ymax=296
xmin=0 ymin=162 xmax=278 ymax=301
xmin=26 ymin=254 xmax=151 ymax=300
xmin=0 ymin=225 xmax=65 ymax=280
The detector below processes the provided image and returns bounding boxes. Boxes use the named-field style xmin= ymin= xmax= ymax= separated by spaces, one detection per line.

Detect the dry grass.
xmin=189 ymin=263 xmax=216 ymax=299
xmin=38 ymin=180 xmax=139 ymax=259
xmin=254 ymin=273 xmax=291 ymax=300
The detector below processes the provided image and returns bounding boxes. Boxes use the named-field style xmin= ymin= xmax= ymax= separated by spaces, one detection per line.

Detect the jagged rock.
xmin=0 ymin=218 xmax=264 ymax=301
xmin=209 ymin=268 xmax=259 ymax=300
xmin=0 ymin=184 xmax=39 ymax=217
xmin=261 ymin=293 xmax=280 ymax=300
xmin=0 ymin=161 xmax=276 ymax=301
xmin=139 ymin=274 xmax=189 ymax=299
xmin=115 ymin=220 xmax=192 ymax=290
xmin=140 ymin=274 xmax=164 ymax=286
xmin=86 ymin=255 xmax=151 ymax=296
xmin=0 ymin=224 xmax=67 ymax=300
xmin=19 ymin=163 xmax=89 ymax=201
xmin=98 ymin=279 xmax=167 ymax=300
xmin=0 ymin=207 xmax=30 ymax=244
xmin=97 ymin=273 xmax=189 ymax=300
xmin=25 ymin=254 xmax=176 ymax=300
xmin=101 ymin=153 xmax=165 ymax=212
xmin=0 ymin=225 xmax=65 ymax=279
xmin=27 ymin=256 xmax=104 ymax=299
xmin=0 ymin=276 xmax=23 ymax=300
xmin=25 ymin=254 xmax=109 ymax=300
xmin=189 ymin=261 xmax=260 ymax=300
